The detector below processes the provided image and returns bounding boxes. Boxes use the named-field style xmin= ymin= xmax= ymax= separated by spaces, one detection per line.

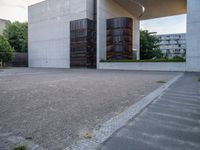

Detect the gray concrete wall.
xmin=28 ymin=0 xmax=94 ymax=68
xmin=96 ymin=0 xmax=140 ymax=68
xmin=186 ymin=0 xmax=200 ymax=72
xmin=99 ymin=62 xmax=186 ymax=72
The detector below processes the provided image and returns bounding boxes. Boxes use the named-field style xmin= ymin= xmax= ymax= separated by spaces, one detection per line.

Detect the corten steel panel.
xmin=106 ymin=17 xmax=133 ymax=60
xmin=70 ymin=19 xmax=96 ymax=68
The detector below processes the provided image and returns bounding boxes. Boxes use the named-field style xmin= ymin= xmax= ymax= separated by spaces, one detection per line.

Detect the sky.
xmin=140 ymin=14 xmax=186 ymax=34
xmin=0 ymin=0 xmax=44 ymax=21
xmin=0 ymin=0 xmax=186 ymax=34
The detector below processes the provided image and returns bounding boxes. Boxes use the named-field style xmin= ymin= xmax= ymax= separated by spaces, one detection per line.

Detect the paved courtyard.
xmin=99 ymin=73 xmax=200 ymax=150
xmin=0 ymin=68 xmax=179 ymax=150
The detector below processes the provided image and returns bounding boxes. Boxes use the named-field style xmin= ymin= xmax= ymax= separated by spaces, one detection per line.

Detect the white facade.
xmin=29 ymin=0 xmax=200 ymax=72
xmin=28 ymin=0 xmax=94 ymax=68
xmin=29 ymin=0 xmax=140 ymax=68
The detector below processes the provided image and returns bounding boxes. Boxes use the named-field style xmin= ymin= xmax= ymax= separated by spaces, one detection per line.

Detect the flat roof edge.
xmin=28 ymin=0 xmax=46 ymax=8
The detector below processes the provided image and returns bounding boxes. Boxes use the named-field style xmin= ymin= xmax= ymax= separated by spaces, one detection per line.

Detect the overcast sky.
xmin=0 ymin=0 xmax=186 ymax=34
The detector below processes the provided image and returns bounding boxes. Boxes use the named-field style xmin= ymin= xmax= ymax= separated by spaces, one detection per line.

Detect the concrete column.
xmin=186 ymin=0 xmax=200 ymax=72
xmin=136 ymin=21 xmax=140 ymax=60
xmin=132 ymin=19 xmax=140 ymax=60
xmin=96 ymin=0 xmax=100 ymax=68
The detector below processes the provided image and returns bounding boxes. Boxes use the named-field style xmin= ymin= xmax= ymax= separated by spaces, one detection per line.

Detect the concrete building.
xmin=29 ymin=0 xmax=200 ymax=72
xmin=157 ymin=33 xmax=186 ymax=59
xmin=0 ymin=19 xmax=8 ymax=34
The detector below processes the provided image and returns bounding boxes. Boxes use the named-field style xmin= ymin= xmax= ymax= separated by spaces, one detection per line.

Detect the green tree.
xmin=140 ymin=30 xmax=162 ymax=59
xmin=3 ymin=21 xmax=28 ymax=53
xmin=0 ymin=35 xmax=14 ymax=65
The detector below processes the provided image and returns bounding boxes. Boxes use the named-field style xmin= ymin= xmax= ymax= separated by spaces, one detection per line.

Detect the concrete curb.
xmin=65 ymin=73 xmax=184 ymax=150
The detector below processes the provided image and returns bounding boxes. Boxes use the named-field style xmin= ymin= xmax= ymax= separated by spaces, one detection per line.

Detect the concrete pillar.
xmin=136 ymin=23 xmax=140 ymax=60
xmin=186 ymin=0 xmax=200 ymax=72
xmin=96 ymin=0 xmax=101 ymax=68
xmin=133 ymin=20 xmax=140 ymax=60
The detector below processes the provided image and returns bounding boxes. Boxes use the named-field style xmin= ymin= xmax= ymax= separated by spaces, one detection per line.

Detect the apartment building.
xmin=0 ymin=19 xmax=8 ymax=34
xmin=157 ymin=33 xmax=186 ymax=58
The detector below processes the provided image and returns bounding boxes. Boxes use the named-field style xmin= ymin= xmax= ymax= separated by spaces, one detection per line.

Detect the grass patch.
xmin=0 ymin=67 xmax=12 ymax=71
xmin=12 ymin=144 xmax=27 ymax=150
xmin=83 ymin=132 xmax=92 ymax=139
xmin=156 ymin=81 xmax=166 ymax=84
xmin=100 ymin=57 xmax=186 ymax=63
xmin=198 ymin=77 xmax=200 ymax=82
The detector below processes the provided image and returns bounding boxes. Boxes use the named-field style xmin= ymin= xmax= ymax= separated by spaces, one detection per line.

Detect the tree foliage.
xmin=140 ymin=30 xmax=162 ymax=59
xmin=0 ymin=35 xmax=14 ymax=64
xmin=3 ymin=21 xmax=28 ymax=53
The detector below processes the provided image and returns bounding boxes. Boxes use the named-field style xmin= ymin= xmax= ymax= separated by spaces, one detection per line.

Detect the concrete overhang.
xmin=113 ymin=0 xmax=187 ymax=20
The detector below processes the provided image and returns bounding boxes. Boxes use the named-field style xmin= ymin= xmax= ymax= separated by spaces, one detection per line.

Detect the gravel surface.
xmin=0 ymin=68 xmax=179 ymax=150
